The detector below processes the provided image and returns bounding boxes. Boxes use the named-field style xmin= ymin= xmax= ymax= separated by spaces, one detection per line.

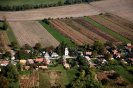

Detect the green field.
xmin=83 ymin=17 xmax=132 ymax=43
xmin=6 ymin=24 xmax=20 ymax=47
xmin=115 ymin=65 xmax=133 ymax=85
xmin=0 ymin=22 xmax=4 ymax=31
xmin=39 ymin=21 xmax=75 ymax=47
xmin=0 ymin=0 xmax=66 ymax=6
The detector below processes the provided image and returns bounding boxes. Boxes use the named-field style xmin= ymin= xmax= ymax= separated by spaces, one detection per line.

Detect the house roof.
xmin=27 ymin=59 xmax=34 ymax=63
xmin=36 ymin=58 xmax=43 ymax=62
xmin=127 ymin=43 xmax=132 ymax=47
xmin=86 ymin=52 xmax=92 ymax=55
xmin=39 ymin=66 xmax=47 ymax=69
xmin=52 ymin=52 xmax=58 ymax=56
xmin=20 ymin=60 xmax=27 ymax=64
xmin=45 ymin=53 xmax=49 ymax=57
xmin=0 ymin=61 xmax=9 ymax=64
xmin=24 ymin=66 xmax=30 ymax=70
xmin=112 ymin=50 xmax=117 ymax=54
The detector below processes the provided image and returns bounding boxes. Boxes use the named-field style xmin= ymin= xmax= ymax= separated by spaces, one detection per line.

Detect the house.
xmin=121 ymin=59 xmax=127 ymax=64
xmin=11 ymin=56 xmax=15 ymax=60
xmin=99 ymin=58 xmax=107 ymax=64
xmin=24 ymin=66 xmax=30 ymax=70
xmin=78 ymin=51 xmax=83 ymax=56
xmin=51 ymin=52 xmax=59 ymax=57
xmin=111 ymin=55 xmax=114 ymax=60
xmin=9 ymin=61 xmax=17 ymax=65
xmin=129 ymin=58 xmax=133 ymax=64
xmin=35 ymin=58 xmax=43 ymax=63
xmin=44 ymin=53 xmax=49 ymax=59
xmin=25 ymin=50 xmax=31 ymax=54
xmin=63 ymin=63 xmax=70 ymax=69
xmin=86 ymin=51 xmax=92 ymax=56
xmin=26 ymin=59 xmax=34 ymax=64
xmin=39 ymin=66 xmax=47 ymax=69
xmin=112 ymin=50 xmax=117 ymax=54
xmin=48 ymin=50 xmax=53 ymax=56
xmin=65 ymin=46 xmax=69 ymax=56
xmin=0 ymin=61 xmax=9 ymax=66
xmin=127 ymin=43 xmax=132 ymax=47
xmin=20 ymin=60 xmax=27 ymax=65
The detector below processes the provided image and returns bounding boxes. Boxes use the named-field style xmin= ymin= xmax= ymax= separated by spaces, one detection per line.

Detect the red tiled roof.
xmin=36 ymin=58 xmax=43 ymax=62
xmin=86 ymin=52 xmax=92 ymax=55
xmin=127 ymin=43 xmax=132 ymax=47
xmin=39 ymin=66 xmax=47 ymax=69
xmin=112 ymin=50 xmax=117 ymax=54
xmin=0 ymin=61 xmax=9 ymax=64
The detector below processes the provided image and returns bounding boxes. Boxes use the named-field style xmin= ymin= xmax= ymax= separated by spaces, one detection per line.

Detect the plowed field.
xmin=89 ymin=16 xmax=133 ymax=41
xmin=49 ymin=20 xmax=93 ymax=45
xmin=73 ymin=18 xmax=123 ymax=43
xmin=0 ymin=31 xmax=11 ymax=51
xmin=100 ymin=14 xmax=133 ymax=32
xmin=8 ymin=21 xmax=59 ymax=48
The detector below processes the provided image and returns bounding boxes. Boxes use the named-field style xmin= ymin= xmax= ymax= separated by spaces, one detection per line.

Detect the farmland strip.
xmin=100 ymin=14 xmax=133 ymax=32
xmin=73 ymin=18 xmax=123 ymax=43
xmin=50 ymin=20 xmax=83 ymax=45
xmin=88 ymin=16 xmax=133 ymax=41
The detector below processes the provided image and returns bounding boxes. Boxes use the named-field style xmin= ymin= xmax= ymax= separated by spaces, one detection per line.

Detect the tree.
xmin=104 ymin=52 xmax=111 ymax=61
xmin=35 ymin=43 xmax=42 ymax=50
xmin=101 ymin=78 xmax=109 ymax=85
xmin=0 ymin=5 xmax=2 ymax=11
xmin=4 ymin=51 xmax=11 ymax=58
xmin=112 ymin=72 xmax=120 ymax=79
xmin=58 ymin=0 xmax=64 ymax=6
xmin=16 ymin=62 xmax=23 ymax=72
xmin=22 ymin=44 xmax=31 ymax=50
xmin=92 ymin=50 xmax=97 ymax=58
xmin=2 ymin=15 xmax=7 ymax=22
xmin=11 ymin=42 xmax=18 ymax=50
xmin=3 ymin=22 xmax=8 ymax=30
xmin=43 ymin=18 xmax=50 ymax=25
xmin=99 ymin=46 xmax=107 ymax=55
xmin=0 ymin=76 xmax=10 ymax=88
xmin=0 ymin=48 xmax=3 ymax=53
xmin=65 ymin=0 xmax=73 ymax=4
xmin=93 ymin=40 xmax=103 ymax=54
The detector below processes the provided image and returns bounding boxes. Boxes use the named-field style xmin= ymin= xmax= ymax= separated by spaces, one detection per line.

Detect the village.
xmin=0 ymin=40 xmax=133 ymax=87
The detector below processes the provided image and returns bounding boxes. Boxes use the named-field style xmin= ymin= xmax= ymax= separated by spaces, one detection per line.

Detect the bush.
xmin=112 ymin=72 xmax=120 ymax=79
xmin=122 ymin=80 xmax=129 ymax=86
xmin=101 ymin=78 xmax=109 ymax=85
xmin=42 ymin=18 xmax=50 ymax=25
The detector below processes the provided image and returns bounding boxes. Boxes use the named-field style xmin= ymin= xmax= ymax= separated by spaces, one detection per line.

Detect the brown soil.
xmin=101 ymin=14 xmax=133 ymax=32
xmin=8 ymin=21 xmax=59 ymax=48
xmin=89 ymin=16 xmax=133 ymax=41
xmin=0 ymin=31 xmax=11 ymax=51
xmin=50 ymin=20 xmax=93 ymax=45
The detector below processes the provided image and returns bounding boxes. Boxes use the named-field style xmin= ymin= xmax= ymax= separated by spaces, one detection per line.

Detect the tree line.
xmin=0 ymin=0 xmax=100 ymax=11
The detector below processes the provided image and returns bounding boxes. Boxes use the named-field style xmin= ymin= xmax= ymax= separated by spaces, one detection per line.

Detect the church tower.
xmin=65 ymin=45 xmax=69 ymax=56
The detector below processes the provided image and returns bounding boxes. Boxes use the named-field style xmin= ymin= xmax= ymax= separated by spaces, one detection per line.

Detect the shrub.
xmin=112 ymin=72 xmax=120 ymax=79
xmin=101 ymin=78 xmax=109 ymax=85
xmin=42 ymin=18 xmax=50 ymax=25
xmin=122 ymin=80 xmax=129 ymax=86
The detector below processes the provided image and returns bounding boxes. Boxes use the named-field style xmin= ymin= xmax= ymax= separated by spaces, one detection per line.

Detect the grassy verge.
xmin=115 ymin=65 xmax=133 ymax=85
xmin=97 ymin=15 xmax=133 ymax=34
xmin=83 ymin=17 xmax=132 ymax=43
xmin=39 ymin=20 xmax=75 ymax=47
xmin=6 ymin=24 xmax=20 ymax=47
xmin=48 ymin=64 xmax=64 ymax=70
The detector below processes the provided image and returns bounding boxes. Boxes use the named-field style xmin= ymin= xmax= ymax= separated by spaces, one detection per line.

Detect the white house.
xmin=51 ymin=52 xmax=59 ymax=57
xmin=65 ymin=46 xmax=69 ymax=56
xmin=0 ymin=61 xmax=9 ymax=66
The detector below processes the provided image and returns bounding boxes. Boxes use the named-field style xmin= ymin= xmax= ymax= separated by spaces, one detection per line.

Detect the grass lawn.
xmin=39 ymin=21 xmax=75 ymax=47
xmin=6 ymin=23 xmax=20 ymax=47
xmin=83 ymin=17 xmax=132 ymax=43
xmin=8 ymin=81 xmax=19 ymax=88
xmin=97 ymin=15 xmax=133 ymax=34
xmin=19 ymin=70 xmax=31 ymax=75
xmin=115 ymin=65 xmax=133 ymax=85
xmin=0 ymin=0 xmax=66 ymax=6
xmin=48 ymin=64 xmax=65 ymax=70
xmin=0 ymin=22 xmax=4 ymax=31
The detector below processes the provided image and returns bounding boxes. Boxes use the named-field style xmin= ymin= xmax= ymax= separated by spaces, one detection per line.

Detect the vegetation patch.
xmin=39 ymin=20 xmax=75 ymax=47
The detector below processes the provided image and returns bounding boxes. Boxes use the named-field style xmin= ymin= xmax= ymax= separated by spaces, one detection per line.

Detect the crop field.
xmin=8 ymin=21 xmax=59 ymax=48
xmin=100 ymin=14 xmax=133 ymax=32
xmin=88 ymin=16 xmax=133 ymax=42
xmin=0 ymin=0 xmax=66 ymax=6
xmin=0 ymin=31 xmax=11 ymax=51
xmin=50 ymin=20 xmax=93 ymax=45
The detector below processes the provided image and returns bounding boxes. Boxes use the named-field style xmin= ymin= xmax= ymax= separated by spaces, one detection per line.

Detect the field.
xmin=50 ymin=20 xmax=93 ymax=45
xmin=0 ymin=31 xmax=11 ymax=51
xmin=38 ymin=21 xmax=75 ymax=46
xmin=8 ymin=21 xmax=59 ymax=48
xmin=0 ymin=0 xmax=66 ymax=6
xmin=88 ymin=16 xmax=133 ymax=42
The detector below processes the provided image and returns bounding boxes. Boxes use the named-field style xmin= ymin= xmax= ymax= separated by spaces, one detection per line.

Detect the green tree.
xmin=4 ymin=51 xmax=11 ymax=58
xmin=0 ymin=48 xmax=3 ymax=53
xmin=66 ymin=0 xmax=73 ymax=4
xmin=16 ymin=62 xmax=23 ymax=72
xmin=35 ymin=43 xmax=42 ymax=50
xmin=3 ymin=22 xmax=8 ymax=30
xmin=0 ymin=76 xmax=10 ymax=88
xmin=22 ymin=44 xmax=31 ymax=50
xmin=93 ymin=40 xmax=103 ymax=54
xmin=11 ymin=42 xmax=18 ymax=50
xmin=104 ymin=52 xmax=111 ymax=61
xmin=92 ymin=50 xmax=97 ymax=58
xmin=43 ymin=18 xmax=50 ymax=25
xmin=58 ymin=0 xmax=64 ymax=6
